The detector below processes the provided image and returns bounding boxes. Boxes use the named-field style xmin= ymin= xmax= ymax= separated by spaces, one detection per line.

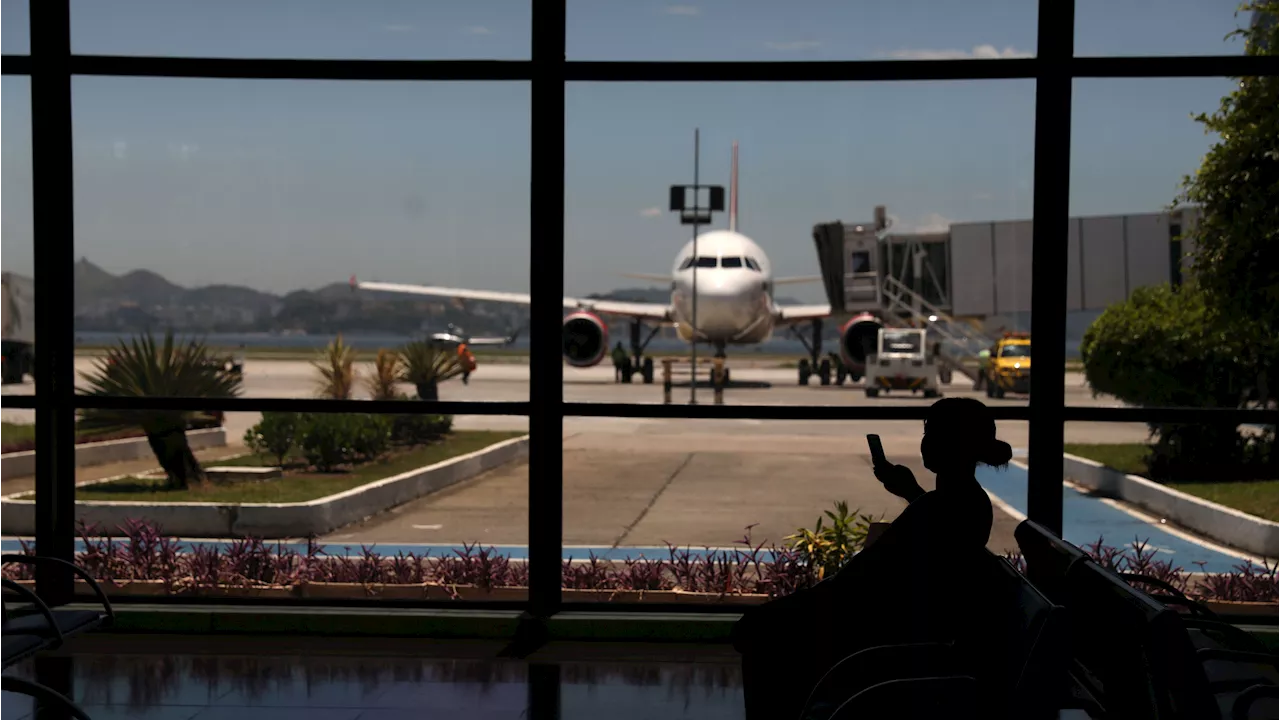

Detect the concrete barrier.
xmin=1 ymin=427 xmax=227 ymax=478
xmin=0 ymin=435 xmax=528 ymax=539
xmin=1063 ymin=452 xmax=1279 ymax=558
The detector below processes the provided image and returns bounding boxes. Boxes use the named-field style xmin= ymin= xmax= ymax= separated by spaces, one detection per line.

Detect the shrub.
xmin=392 ymin=413 xmax=453 ymax=446
xmin=242 ymin=412 xmax=301 ymax=467
xmin=298 ymin=414 xmax=359 ymax=471
xmin=1080 ymin=285 xmax=1274 ymax=482
xmin=784 ymin=501 xmax=875 ymax=581
xmin=313 ymin=335 xmax=358 ymax=400
xmin=350 ymin=414 xmax=393 ymax=461
xmin=365 ymin=349 xmax=403 ymax=401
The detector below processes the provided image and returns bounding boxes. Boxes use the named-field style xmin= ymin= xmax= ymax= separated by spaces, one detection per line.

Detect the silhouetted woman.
xmin=733 ymin=397 xmax=1013 ymax=719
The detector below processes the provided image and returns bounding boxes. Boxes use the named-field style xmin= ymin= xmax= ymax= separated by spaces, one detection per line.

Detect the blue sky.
xmin=0 ymin=1 xmax=1253 ymax=302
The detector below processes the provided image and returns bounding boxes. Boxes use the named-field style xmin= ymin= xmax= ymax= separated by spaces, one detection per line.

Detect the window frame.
xmin=6 ymin=0 xmax=1274 ymax=613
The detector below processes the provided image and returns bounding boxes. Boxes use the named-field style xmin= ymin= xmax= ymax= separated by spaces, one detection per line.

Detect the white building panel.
xmin=948 ymin=222 xmax=995 ymax=316
xmin=1066 ymin=218 xmax=1083 ymax=312
xmin=1125 ymin=213 xmax=1171 ymax=291
xmin=992 ymin=220 xmax=1034 ymax=314
xmin=1079 ymin=215 xmax=1127 ymax=310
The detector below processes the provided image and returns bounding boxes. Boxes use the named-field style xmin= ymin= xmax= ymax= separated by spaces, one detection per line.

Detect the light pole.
xmin=669 ymin=129 xmax=725 ymax=405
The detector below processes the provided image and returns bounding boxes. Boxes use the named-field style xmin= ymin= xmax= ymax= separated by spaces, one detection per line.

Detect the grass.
xmin=74 ymin=430 xmax=524 ymax=504
xmin=1 ymin=422 xmax=36 ymax=447
xmin=1063 ymin=442 xmax=1278 ymax=522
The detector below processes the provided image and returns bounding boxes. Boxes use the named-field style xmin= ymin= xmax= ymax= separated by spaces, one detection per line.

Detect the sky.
xmin=0 ymin=0 xmax=1257 ymax=303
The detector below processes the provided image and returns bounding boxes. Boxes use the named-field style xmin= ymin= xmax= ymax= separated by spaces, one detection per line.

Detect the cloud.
xmin=639 ymin=206 xmax=663 ymax=218
xmin=382 ymin=24 xmax=415 ymax=33
xmin=765 ymin=40 xmax=822 ymax=51
xmin=465 ymin=25 xmax=493 ymax=35
xmin=664 ymin=5 xmax=701 ymax=16
xmin=112 ymin=140 xmax=128 ymax=160
xmin=882 ymin=44 xmax=1033 ymax=60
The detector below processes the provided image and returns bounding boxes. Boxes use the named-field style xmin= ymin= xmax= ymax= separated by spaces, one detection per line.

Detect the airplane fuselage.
xmin=669 ymin=229 xmax=776 ymax=347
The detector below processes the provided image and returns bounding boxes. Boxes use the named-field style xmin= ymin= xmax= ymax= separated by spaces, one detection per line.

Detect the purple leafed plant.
xmin=1 ymin=519 xmax=1274 ymax=604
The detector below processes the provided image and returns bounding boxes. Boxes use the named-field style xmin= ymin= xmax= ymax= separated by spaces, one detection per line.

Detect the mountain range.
xmin=57 ymin=260 xmax=799 ymax=337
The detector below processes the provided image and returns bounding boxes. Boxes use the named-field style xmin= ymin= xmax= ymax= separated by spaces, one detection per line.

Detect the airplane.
xmin=350 ymin=140 xmax=886 ymax=385
xmin=424 ymin=323 xmax=521 ymax=349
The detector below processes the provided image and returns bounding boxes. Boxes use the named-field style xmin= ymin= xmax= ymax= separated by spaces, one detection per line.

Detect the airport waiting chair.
xmin=796 ymin=553 xmax=1069 ymax=720
xmin=1 ymin=554 xmax=114 ymax=639
xmin=0 ymin=573 xmax=94 ymax=712
xmin=1014 ymin=520 xmax=1278 ymax=720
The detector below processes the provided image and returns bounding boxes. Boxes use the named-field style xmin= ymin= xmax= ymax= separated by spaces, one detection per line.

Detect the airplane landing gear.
xmin=790 ymin=319 xmax=824 ymax=386
xmin=627 ymin=319 xmax=660 ymax=384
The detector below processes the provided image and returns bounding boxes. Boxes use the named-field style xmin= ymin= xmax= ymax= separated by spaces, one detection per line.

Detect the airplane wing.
xmin=353 ymin=279 xmax=672 ymax=321
xmin=774 ymin=303 xmax=832 ymax=323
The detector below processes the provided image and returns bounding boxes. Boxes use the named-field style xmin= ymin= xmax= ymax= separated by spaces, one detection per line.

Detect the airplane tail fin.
xmin=729 ymin=140 xmax=738 ymax=233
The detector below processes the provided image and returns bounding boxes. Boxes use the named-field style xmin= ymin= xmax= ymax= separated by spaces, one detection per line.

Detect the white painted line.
xmin=412 ymin=524 xmax=444 ymax=531
xmin=1062 ymin=478 xmax=1268 ymax=565
xmin=984 ymin=488 xmax=1027 ymax=523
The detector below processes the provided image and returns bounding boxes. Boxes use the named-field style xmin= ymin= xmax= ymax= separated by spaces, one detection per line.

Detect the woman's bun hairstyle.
xmin=982 ymin=439 xmax=1014 ymax=467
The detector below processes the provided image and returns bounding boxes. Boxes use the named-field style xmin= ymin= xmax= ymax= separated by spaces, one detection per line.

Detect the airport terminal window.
xmin=10 ymin=0 xmax=1275 ymax=615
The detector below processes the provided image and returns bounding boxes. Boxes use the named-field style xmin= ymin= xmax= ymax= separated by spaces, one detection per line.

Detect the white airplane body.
xmin=352 ymin=141 xmax=885 ymax=374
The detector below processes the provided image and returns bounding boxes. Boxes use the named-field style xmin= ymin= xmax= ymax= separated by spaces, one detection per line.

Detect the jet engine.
xmin=562 ymin=311 xmax=609 ymax=367
xmin=838 ymin=313 xmax=883 ymax=376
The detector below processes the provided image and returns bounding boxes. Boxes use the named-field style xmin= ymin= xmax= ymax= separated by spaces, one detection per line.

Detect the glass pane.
xmin=561 ymin=417 xmax=1030 ymax=605
xmin=70 ymin=0 xmax=531 ymax=59
xmin=71 ymin=77 xmax=530 ymax=403
xmin=1055 ymin=421 xmax=1275 ymax=579
xmin=2 ymin=0 xmax=29 ymax=55
xmin=565 ymin=81 xmax=1035 ymax=405
xmin=567 ymin=0 xmax=1037 ymax=61
xmin=1069 ymin=78 xmax=1276 ymax=410
xmin=0 ymin=409 xmax=532 ymax=603
xmin=1075 ymin=0 xmax=1275 ymax=57
xmin=2 ymin=77 xmax=33 ymax=395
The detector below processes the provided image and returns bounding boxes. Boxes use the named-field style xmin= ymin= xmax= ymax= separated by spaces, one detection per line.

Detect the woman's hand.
xmin=873 ymin=462 xmax=925 ymax=502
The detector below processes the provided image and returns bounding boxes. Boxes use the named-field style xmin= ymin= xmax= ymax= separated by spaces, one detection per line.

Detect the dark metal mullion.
xmin=1027 ymin=0 xmax=1075 ymax=536
xmin=527 ymin=0 xmax=567 ymax=619
xmin=29 ymin=0 xmax=77 ymax=605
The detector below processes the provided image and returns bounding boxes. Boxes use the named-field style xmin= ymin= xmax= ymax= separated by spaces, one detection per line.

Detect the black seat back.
xmin=978 ymin=556 xmax=1070 ymax=720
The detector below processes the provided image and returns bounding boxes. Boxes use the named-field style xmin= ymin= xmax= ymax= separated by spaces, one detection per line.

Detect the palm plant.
xmin=313 ymin=334 xmax=358 ymax=400
xmin=400 ymin=340 xmax=465 ymax=401
xmin=78 ymin=331 xmax=243 ymax=489
xmin=366 ymin=348 xmax=403 ymax=401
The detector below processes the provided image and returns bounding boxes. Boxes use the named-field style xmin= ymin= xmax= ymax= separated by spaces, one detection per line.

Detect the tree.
xmin=79 ymin=331 xmax=243 ymax=489
xmin=1175 ymin=0 xmax=1278 ymax=407
xmin=313 ymin=334 xmax=358 ymax=400
xmin=399 ymin=340 xmax=465 ymax=401
xmin=365 ymin=348 xmax=403 ymax=401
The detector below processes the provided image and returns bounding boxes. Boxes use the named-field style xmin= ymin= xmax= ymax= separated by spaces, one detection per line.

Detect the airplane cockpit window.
xmin=745 ymin=257 xmax=761 ymax=271
xmin=695 ymin=256 xmax=718 ymax=268
xmin=679 ymin=257 xmax=695 ymax=270
xmin=721 ymin=257 xmax=744 ymax=268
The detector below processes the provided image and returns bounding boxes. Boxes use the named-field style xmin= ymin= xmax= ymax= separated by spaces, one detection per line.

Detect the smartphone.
xmin=866 ymin=434 xmax=887 ymax=467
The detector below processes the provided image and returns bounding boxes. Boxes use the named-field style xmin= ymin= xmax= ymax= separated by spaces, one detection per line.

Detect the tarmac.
xmin=5 ymin=358 xmax=1254 ymax=571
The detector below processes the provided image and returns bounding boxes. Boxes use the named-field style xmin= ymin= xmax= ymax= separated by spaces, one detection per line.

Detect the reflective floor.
xmin=2 ymin=636 xmax=744 ymax=720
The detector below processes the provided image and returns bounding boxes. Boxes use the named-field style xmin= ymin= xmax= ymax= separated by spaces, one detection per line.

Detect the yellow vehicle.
xmin=985 ymin=332 xmax=1031 ymax=398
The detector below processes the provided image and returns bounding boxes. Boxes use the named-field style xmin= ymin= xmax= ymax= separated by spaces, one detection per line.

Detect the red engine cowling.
xmin=838 ymin=313 xmax=883 ymax=376
xmin=562 ymin=311 xmax=609 ymax=367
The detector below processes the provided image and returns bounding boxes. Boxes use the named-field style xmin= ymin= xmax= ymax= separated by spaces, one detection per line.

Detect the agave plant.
xmin=365 ymin=348 xmax=403 ymax=401
xmin=400 ymin=340 xmax=465 ymax=401
xmin=78 ymin=331 xmax=242 ymax=489
xmin=313 ymin=334 xmax=358 ymax=400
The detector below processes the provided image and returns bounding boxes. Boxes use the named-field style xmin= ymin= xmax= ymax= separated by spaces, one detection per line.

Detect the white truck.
xmin=864 ymin=327 xmax=940 ymax=399
xmin=2 ymin=272 xmax=35 ymax=385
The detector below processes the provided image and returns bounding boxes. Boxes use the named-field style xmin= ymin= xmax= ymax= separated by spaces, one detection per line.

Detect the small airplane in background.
xmin=424 ymin=323 xmax=521 ymax=349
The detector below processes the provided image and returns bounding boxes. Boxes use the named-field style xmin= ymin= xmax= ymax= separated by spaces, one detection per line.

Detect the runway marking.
xmin=412 ymin=524 xmax=444 ymax=531
xmin=1062 ymin=478 xmax=1268 ymax=565
xmin=984 ymin=488 xmax=1026 ymax=523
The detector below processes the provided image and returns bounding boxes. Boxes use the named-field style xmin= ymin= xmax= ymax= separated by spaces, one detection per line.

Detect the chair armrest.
xmin=1119 ymin=573 xmax=1189 ymax=599
xmin=1 ymin=579 xmax=66 ymax=648
xmin=1182 ymin=618 xmax=1270 ymax=654
xmin=0 ymin=676 xmax=94 ymax=720
xmin=2 ymin=554 xmax=114 ymax=623
xmin=1232 ymin=683 xmax=1278 ymax=720
xmin=800 ymin=642 xmax=957 ymax=720
xmin=832 ymin=675 xmax=979 ymax=718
